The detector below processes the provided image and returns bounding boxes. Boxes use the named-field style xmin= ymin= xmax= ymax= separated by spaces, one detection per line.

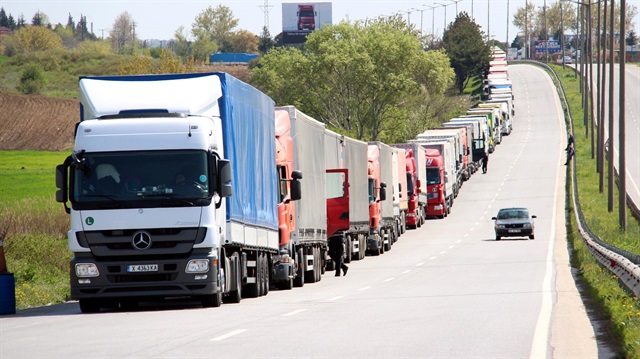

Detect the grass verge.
xmin=1 ymin=150 xmax=71 ymax=310
xmin=551 ymin=63 xmax=640 ymax=358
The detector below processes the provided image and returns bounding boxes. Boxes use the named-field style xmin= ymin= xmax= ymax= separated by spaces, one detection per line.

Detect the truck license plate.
xmin=127 ymin=264 xmax=158 ymax=272
xmin=508 ymin=229 xmax=520 ymax=233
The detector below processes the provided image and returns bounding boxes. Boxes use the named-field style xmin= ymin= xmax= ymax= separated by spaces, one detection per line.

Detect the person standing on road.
xmin=482 ymin=153 xmax=489 ymax=174
xmin=328 ymin=236 xmax=348 ymax=277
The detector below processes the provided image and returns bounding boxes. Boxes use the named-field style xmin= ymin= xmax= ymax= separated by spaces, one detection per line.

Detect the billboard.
xmin=534 ymin=40 xmax=561 ymax=54
xmin=282 ymin=2 xmax=332 ymax=44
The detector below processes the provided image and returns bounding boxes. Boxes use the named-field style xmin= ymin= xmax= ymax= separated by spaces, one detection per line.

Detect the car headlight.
xmin=523 ymin=223 xmax=532 ymax=229
xmin=186 ymin=259 xmax=210 ymax=273
xmin=496 ymin=224 xmax=506 ymax=229
xmin=76 ymin=263 xmax=99 ymax=278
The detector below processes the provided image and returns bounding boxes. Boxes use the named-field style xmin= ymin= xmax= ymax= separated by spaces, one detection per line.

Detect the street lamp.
xmin=412 ymin=7 xmax=428 ymax=35
xmin=448 ymin=0 xmax=462 ymax=15
xmin=434 ymin=2 xmax=453 ymax=31
xmin=423 ymin=4 xmax=438 ymax=37
xmin=397 ymin=9 xmax=414 ymax=27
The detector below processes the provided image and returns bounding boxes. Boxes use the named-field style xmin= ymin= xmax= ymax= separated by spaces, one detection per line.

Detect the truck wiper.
xmin=81 ymin=194 xmax=131 ymax=208
xmin=144 ymin=193 xmax=196 ymax=206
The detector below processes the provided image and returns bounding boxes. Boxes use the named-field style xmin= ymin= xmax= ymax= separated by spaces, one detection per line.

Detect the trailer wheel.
xmin=79 ymin=299 xmax=101 ymax=313
xmin=304 ymin=248 xmax=317 ymax=284
xmin=315 ymin=249 xmax=322 ymax=282
xmin=320 ymin=249 xmax=326 ymax=275
xmin=293 ymin=247 xmax=305 ymax=288
xmin=359 ymin=235 xmax=366 ymax=260
xmin=262 ymin=253 xmax=270 ymax=296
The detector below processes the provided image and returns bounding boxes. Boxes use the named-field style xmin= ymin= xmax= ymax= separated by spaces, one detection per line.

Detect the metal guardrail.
xmin=510 ymin=60 xmax=640 ymax=296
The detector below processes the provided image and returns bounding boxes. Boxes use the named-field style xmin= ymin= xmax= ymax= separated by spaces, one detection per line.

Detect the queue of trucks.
xmin=55 ymin=49 xmax=514 ymax=312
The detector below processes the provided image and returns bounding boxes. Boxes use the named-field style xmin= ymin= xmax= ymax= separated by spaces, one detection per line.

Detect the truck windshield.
xmin=426 ymin=168 xmax=441 ymax=185
xmin=368 ymin=178 xmax=376 ymax=204
xmin=405 ymin=174 xmax=414 ymax=195
xmin=326 ymin=172 xmax=346 ymax=200
xmin=299 ymin=10 xmax=314 ymax=17
xmin=72 ymin=150 xmax=210 ymax=208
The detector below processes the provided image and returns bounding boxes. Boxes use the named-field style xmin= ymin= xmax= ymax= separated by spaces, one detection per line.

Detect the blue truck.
xmin=55 ymin=72 xmax=294 ymax=312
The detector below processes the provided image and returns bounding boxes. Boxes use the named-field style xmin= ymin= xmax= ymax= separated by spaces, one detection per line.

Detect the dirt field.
xmin=0 ymin=92 xmax=78 ymax=151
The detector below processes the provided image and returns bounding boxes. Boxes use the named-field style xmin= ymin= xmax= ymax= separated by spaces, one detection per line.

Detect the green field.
xmin=0 ymin=150 xmax=69 ymax=203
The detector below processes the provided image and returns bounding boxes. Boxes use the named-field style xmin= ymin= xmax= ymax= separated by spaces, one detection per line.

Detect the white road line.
xmin=211 ymin=329 xmax=247 ymax=341
xmin=456 ymin=240 xmax=462 ymax=243
xmin=448 ymin=245 xmax=454 ymax=249
xmin=328 ymin=296 xmax=343 ymax=301
xmin=530 ymin=69 xmax=562 ymax=359
xmin=416 ymin=262 xmax=424 ymax=266
xmin=402 ymin=270 xmax=411 ymax=274
xmin=282 ymin=309 xmax=306 ymax=317
xmin=384 ymin=278 xmax=395 ymax=282
xmin=464 ymin=234 xmax=469 ymax=237
xmin=359 ymin=286 xmax=371 ymax=291
xmin=439 ymin=251 xmax=446 ymax=255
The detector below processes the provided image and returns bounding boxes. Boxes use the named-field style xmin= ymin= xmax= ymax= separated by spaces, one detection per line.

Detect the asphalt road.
xmin=0 ymin=65 xmax=605 ymax=358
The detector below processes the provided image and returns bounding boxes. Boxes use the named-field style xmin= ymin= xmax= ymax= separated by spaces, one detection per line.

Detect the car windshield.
xmin=497 ymin=209 xmax=529 ymax=220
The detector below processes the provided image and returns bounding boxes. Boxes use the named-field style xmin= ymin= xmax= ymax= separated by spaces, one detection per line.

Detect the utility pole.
xmin=619 ymin=0 xmax=627 ymax=229
xmin=507 ymin=0 xmax=510 ymax=48
xmin=259 ymin=0 xmax=273 ymax=36
xmin=599 ymin=0 xmax=608 ymax=193
xmin=525 ymin=0 xmax=528 ymax=59
xmin=607 ymin=0 xmax=615 ymax=212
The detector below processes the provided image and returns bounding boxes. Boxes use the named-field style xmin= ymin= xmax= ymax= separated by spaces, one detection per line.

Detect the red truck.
xmin=424 ymin=148 xmax=448 ymax=218
xmin=325 ymin=130 xmax=370 ymax=262
xmin=366 ymin=143 xmax=390 ymax=255
xmin=297 ymin=4 xmax=317 ymax=30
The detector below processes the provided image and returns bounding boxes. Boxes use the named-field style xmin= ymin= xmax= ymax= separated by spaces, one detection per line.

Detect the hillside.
xmin=0 ymin=92 xmax=77 ymax=151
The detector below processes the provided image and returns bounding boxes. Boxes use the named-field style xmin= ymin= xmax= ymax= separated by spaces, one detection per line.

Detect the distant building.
xmin=0 ymin=27 xmax=13 ymax=37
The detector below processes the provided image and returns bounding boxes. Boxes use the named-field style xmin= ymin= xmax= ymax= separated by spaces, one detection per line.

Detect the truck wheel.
xmin=257 ymin=253 xmax=265 ymax=297
xmin=294 ymin=248 xmax=305 ymax=288
xmin=359 ymin=235 xmax=366 ymax=260
xmin=79 ymin=298 xmax=102 ymax=313
xmin=201 ymin=290 xmax=222 ymax=308
xmin=315 ymin=249 xmax=322 ymax=282
xmin=320 ymin=249 xmax=326 ymax=275
xmin=262 ymin=253 xmax=270 ymax=296
xmin=344 ymin=236 xmax=352 ymax=264
xmin=224 ymin=264 xmax=242 ymax=303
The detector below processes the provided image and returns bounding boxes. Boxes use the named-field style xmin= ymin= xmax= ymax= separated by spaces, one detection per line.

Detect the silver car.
xmin=492 ymin=208 xmax=536 ymax=240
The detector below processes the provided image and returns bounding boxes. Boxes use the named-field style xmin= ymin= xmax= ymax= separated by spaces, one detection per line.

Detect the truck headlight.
xmin=76 ymin=263 xmax=99 ymax=278
xmin=523 ymin=223 xmax=532 ymax=229
xmin=496 ymin=224 xmax=506 ymax=229
xmin=186 ymin=259 xmax=210 ymax=273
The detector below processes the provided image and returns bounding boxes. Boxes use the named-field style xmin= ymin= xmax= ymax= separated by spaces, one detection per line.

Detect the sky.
xmin=1 ymin=0 xmax=639 ymax=45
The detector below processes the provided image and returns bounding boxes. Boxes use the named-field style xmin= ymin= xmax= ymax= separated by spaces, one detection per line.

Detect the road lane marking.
xmin=448 ymin=245 xmax=454 ymax=249
xmin=384 ymin=277 xmax=395 ymax=282
xmin=328 ymin=296 xmax=343 ymax=301
xmin=439 ymin=251 xmax=446 ymax=255
xmin=211 ymin=329 xmax=247 ymax=341
xmin=359 ymin=286 xmax=371 ymax=291
xmin=416 ymin=262 xmax=424 ymax=266
xmin=429 ymin=256 xmax=437 ymax=260
xmin=402 ymin=270 xmax=411 ymax=274
xmin=282 ymin=309 xmax=306 ymax=317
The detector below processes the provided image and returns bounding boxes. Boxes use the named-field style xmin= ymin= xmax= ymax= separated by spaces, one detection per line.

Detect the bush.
xmin=17 ymin=64 xmax=47 ymax=94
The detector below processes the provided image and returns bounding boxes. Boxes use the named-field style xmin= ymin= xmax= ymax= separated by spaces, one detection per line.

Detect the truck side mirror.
xmin=55 ymin=163 xmax=71 ymax=214
xmin=379 ymin=182 xmax=387 ymax=201
xmin=217 ymin=159 xmax=232 ymax=198
xmin=292 ymin=170 xmax=303 ymax=180
xmin=290 ymin=178 xmax=302 ymax=201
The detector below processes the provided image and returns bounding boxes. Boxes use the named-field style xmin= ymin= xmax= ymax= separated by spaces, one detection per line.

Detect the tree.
xmin=3 ymin=25 xmax=63 ymax=55
xmin=545 ymin=2 xmax=576 ymax=40
xmin=628 ymin=30 xmax=638 ymax=47
xmin=225 ymin=29 xmax=259 ymax=53
xmin=191 ymin=5 xmax=238 ymax=50
xmin=31 ymin=11 xmax=49 ymax=27
xmin=0 ymin=8 xmax=8 ymax=28
xmin=442 ymin=12 xmax=490 ymax=93
xmin=258 ymin=26 xmax=276 ymax=54
xmin=66 ymin=13 xmax=75 ymax=34
xmin=17 ymin=63 xmax=47 ymax=94
xmin=173 ymin=26 xmax=191 ymax=58
xmin=109 ymin=11 xmax=136 ymax=53
xmin=513 ymin=2 xmax=538 ymax=41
